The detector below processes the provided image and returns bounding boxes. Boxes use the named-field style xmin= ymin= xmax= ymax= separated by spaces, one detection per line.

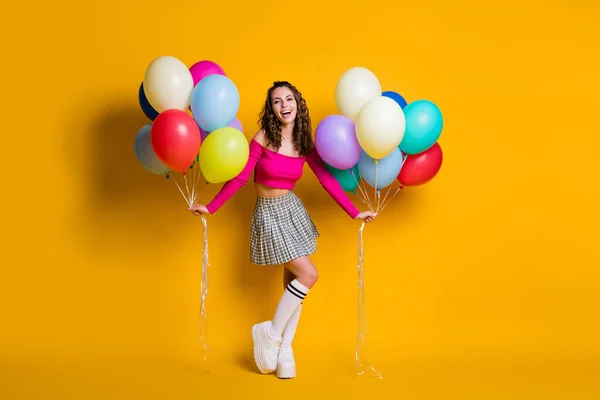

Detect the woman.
xmin=189 ymin=81 xmax=376 ymax=379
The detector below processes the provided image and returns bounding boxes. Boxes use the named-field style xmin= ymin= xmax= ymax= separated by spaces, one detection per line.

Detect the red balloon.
xmin=151 ymin=109 xmax=201 ymax=172
xmin=398 ymin=142 xmax=443 ymax=186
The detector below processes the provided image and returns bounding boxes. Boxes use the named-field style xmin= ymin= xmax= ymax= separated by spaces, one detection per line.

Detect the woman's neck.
xmin=281 ymin=122 xmax=294 ymax=141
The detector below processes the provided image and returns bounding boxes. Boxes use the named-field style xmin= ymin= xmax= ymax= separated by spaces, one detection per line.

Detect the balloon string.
xmin=356 ymin=221 xmax=383 ymax=378
xmin=355 ymin=191 xmax=370 ymax=208
xmin=374 ymin=161 xmax=381 ymax=214
xmin=376 ymin=156 xmax=407 ymax=214
xmin=184 ymin=173 xmax=192 ymax=204
xmin=351 ymin=170 xmax=375 ymax=212
xmin=379 ymin=186 xmax=402 ymax=214
xmin=198 ymin=214 xmax=212 ymax=371
xmin=379 ymin=182 xmax=395 ymax=211
xmin=173 ymin=171 xmax=211 ymax=371
xmin=194 ymin=166 xmax=202 ymax=204
xmin=190 ymin=165 xmax=197 ymax=206
xmin=172 ymin=176 xmax=191 ymax=207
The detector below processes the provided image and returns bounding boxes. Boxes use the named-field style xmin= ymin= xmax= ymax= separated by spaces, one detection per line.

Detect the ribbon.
xmin=356 ymin=221 xmax=383 ymax=378
xmin=198 ymin=215 xmax=211 ymax=371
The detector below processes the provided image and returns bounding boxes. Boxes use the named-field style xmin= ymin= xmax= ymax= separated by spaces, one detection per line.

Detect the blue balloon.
xmin=382 ymin=91 xmax=407 ymax=109
xmin=191 ymin=74 xmax=240 ymax=132
xmin=400 ymin=100 xmax=443 ymax=155
xmin=134 ymin=124 xmax=171 ymax=174
xmin=357 ymin=147 xmax=403 ymax=190
xmin=138 ymin=82 xmax=159 ymax=121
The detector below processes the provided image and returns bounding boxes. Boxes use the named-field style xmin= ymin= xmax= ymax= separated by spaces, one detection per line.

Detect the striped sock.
xmin=282 ymin=304 xmax=302 ymax=347
xmin=269 ymin=279 xmax=309 ymax=339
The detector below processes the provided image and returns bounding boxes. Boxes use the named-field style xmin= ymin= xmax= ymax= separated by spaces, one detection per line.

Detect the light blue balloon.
xmin=357 ymin=147 xmax=403 ymax=190
xmin=191 ymin=74 xmax=240 ymax=132
xmin=134 ymin=123 xmax=171 ymax=175
xmin=399 ymin=100 xmax=443 ymax=155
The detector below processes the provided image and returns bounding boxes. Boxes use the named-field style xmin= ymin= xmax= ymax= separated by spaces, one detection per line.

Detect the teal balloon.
xmin=134 ymin=123 xmax=171 ymax=175
xmin=325 ymin=163 xmax=361 ymax=192
xmin=357 ymin=148 xmax=403 ymax=190
xmin=400 ymin=100 xmax=443 ymax=155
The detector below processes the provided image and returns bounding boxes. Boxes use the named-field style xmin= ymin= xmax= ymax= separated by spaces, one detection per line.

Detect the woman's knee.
xmin=303 ymin=266 xmax=318 ymax=288
xmin=289 ymin=260 xmax=318 ymax=288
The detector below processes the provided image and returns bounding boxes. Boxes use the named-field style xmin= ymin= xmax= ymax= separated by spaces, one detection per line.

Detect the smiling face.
xmin=270 ymin=86 xmax=297 ymax=125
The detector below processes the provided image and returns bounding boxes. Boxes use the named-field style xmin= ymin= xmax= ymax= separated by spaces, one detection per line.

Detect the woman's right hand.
xmin=189 ymin=204 xmax=210 ymax=216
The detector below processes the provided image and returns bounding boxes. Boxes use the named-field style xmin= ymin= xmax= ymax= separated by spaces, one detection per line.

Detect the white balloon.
xmin=356 ymin=96 xmax=406 ymax=159
xmin=143 ymin=56 xmax=194 ymax=113
xmin=334 ymin=67 xmax=382 ymax=121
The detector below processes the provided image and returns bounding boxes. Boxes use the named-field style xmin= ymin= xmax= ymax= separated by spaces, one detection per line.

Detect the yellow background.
xmin=2 ymin=0 xmax=599 ymax=398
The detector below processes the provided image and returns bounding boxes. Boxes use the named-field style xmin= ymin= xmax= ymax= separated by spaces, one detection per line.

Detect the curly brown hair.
xmin=258 ymin=81 xmax=314 ymax=156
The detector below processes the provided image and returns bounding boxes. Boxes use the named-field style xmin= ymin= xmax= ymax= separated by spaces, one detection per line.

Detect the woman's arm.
xmin=305 ymin=147 xmax=361 ymax=219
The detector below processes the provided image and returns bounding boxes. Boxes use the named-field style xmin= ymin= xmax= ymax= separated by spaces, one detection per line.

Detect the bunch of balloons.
xmin=315 ymin=66 xmax=444 ymax=196
xmin=134 ymin=56 xmax=249 ymax=184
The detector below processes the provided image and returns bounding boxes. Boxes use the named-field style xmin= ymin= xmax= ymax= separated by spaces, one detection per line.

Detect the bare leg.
xmin=284 ymin=256 xmax=318 ymax=289
xmin=283 ymin=267 xmax=295 ymax=289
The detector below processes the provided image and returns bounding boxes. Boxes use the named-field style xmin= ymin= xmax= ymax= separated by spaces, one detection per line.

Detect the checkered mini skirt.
xmin=250 ymin=191 xmax=320 ymax=266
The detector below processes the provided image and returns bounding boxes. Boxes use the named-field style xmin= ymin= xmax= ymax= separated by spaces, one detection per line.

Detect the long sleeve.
xmin=305 ymin=147 xmax=360 ymax=219
xmin=206 ymin=139 xmax=263 ymax=214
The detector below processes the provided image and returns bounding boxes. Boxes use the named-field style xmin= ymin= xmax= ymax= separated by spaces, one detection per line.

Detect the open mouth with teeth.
xmin=281 ymin=110 xmax=292 ymax=117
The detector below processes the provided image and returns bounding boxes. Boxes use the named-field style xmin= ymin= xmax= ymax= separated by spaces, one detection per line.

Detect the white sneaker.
xmin=277 ymin=344 xmax=296 ymax=379
xmin=251 ymin=321 xmax=282 ymax=374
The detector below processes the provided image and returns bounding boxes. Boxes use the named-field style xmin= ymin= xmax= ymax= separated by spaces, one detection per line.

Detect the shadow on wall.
xmin=66 ymin=97 xmax=196 ymax=264
xmin=65 ymin=93 xmax=282 ymax=327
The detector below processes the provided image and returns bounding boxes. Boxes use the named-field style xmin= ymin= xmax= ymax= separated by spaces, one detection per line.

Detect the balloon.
xmin=143 ymin=56 xmax=194 ymax=112
xmin=191 ymin=74 xmax=240 ymax=132
xmin=324 ymin=163 xmax=361 ymax=192
xmin=382 ymin=91 xmax=407 ymax=109
xmin=400 ymin=100 xmax=443 ymax=155
xmin=315 ymin=115 xmax=361 ymax=170
xmin=199 ymin=127 xmax=249 ymax=183
xmin=398 ymin=142 xmax=443 ymax=186
xmin=134 ymin=124 xmax=170 ymax=174
xmin=198 ymin=117 xmax=243 ymax=143
xmin=227 ymin=117 xmax=243 ymax=132
xmin=150 ymin=109 xmax=200 ymax=172
xmin=334 ymin=67 xmax=381 ymax=121
xmin=355 ymin=96 xmax=406 ymax=159
xmin=138 ymin=82 xmax=159 ymax=121
xmin=357 ymin=147 xmax=404 ymax=190
xmin=189 ymin=60 xmax=226 ymax=87
xmin=199 ymin=125 xmax=208 ymax=142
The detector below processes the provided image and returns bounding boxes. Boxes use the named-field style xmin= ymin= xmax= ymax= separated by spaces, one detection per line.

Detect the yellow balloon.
xmin=334 ymin=67 xmax=381 ymax=121
xmin=199 ymin=127 xmax=249 ymax=183
xmin=356 ymin=96 xmax=405 ymax=159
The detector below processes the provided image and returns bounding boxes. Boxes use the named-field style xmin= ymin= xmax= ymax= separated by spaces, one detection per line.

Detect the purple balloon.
xmin=315 ymin=115 xmax=361 ymax=169
xmin=227 ymin=117 xmax=243 ymax=132
xmin=198 ymin=117 xmax=243 ymax=144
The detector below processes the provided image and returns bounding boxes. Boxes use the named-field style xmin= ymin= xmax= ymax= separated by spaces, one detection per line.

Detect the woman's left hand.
xmin=355 ymin=211 xmax=377 ymax=223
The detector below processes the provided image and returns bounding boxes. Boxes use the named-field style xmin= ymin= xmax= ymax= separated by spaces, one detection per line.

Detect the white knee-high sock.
xmin=269 ymin=279 xmax=309 ymax=339
xmin=282 ymin=303 xmax=302 ymax=347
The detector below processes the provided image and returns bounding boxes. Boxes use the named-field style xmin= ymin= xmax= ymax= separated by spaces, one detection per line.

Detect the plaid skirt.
xmin=250 ymin=191 xmax=320 ymax=266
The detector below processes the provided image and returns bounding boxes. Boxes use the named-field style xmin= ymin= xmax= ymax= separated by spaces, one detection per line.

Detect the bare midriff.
xmin=255 ymin=183 xmax=291 ymax=198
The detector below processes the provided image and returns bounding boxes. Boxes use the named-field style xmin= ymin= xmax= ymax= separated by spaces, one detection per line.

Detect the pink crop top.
xmin=205 ymin=139 xmax=360 ymax=218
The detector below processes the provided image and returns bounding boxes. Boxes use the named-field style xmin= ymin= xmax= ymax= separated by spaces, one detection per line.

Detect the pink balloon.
xmin=315 ymin=115 xmax=362 ymax=169
xmin=189 ymin=60 xmax=226 ymax=87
